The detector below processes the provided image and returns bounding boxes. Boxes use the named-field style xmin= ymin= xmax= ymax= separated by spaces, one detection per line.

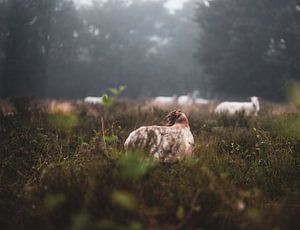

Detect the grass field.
xmin=1 ymin=99 xmax=300 ymax=229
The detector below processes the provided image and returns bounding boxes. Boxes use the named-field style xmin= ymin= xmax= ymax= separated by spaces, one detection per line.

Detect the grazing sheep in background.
xmin=0 ymin=101 xmax=16 ymax=116
xmin=177 ymin=94 xmax=193 ymax=105
xmin=153 ymin=95 xmax=177 ymax=107
xmin=194 ymin=97 xmax=210 ymax=105
xmin=84 ymin=96 xmax=103 ymax=105
xmin=49 ymin=101 xmax=74 ymax=115
xmin=124 ymin=110 xmax=194 ymax=162
xmin=178 ymin=91 xmax=210 ymax=106
xmin=215 ymin=96 xmax=260 ymax=116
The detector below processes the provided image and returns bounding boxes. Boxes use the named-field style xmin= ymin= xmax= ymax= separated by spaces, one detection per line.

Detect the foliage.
xmin=117 ymin=151 xmax=156 ymax=180
xmin=1 ymin=0 xmax=75 ymax=97
xmin=287 ymin=80 xmax=300 ymax=110
xmin=0 ymin=0 xmax=203 ymax=99
xmin=102 ymin=85 xmax=127 ymax=107
xmin=196 ymin=0 xmax=300 ymax=100
xmin=48 ymin=113 xmax=79 ymax=130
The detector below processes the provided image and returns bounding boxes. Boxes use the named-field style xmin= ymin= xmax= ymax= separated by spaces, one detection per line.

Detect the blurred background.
xmin=0 ymin=0 xmax=299 ymax=101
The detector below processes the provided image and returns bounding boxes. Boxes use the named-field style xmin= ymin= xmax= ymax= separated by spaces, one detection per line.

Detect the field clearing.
xmin=1 ymin=99 xmax=300 ymax=229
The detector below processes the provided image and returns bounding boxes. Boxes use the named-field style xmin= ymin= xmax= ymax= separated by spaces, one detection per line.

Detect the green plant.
xmin=102 ymin=85 xmax=126 ymax=107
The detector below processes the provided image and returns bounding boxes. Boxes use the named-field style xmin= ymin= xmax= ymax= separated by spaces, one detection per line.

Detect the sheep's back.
xmin=124 ymin=126 xmax=194 ymax=162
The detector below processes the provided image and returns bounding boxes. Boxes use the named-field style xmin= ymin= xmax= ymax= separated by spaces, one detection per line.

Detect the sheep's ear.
xmin=167 ymin=110 xmax=177 ymax=117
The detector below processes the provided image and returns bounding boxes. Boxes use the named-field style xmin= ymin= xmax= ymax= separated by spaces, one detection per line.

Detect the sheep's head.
xmin=250 ymin=96 xmax=260 ymax=111
xmin=162 ymin=110 xmax=189 ymax=127
xmin=250 ymin=96 xmax=259 ymax=103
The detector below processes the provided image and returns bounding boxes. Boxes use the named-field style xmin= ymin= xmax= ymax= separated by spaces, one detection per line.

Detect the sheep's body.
xmin=215 ymin=96 xmax=260 ymax=116
xmin=215 ymin=102 xmax=255 ymax=115
xmin=84 ymin=97 xmax=103 ymax=105
xmin=153 ymin=96 xmax=177 ymax=106
xmin=124 ymin=125 xmax=194 ymax=162
xmin=194 ymin=97 xmax=209 ymax=105
xmin=0 ymin=101 xmax=16 ymax=116
xmin=49 ymin=101 xmax=74 ymax=114
xmin=177 ymin=95 xmax=193 ymax=105
xmin=178 ymin=90 xmax=210 ymax=106
xmin=124 ymin=110 xmax=194 ymax=162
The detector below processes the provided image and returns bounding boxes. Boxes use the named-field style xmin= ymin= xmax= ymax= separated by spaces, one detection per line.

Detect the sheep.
xmin=48 ymin=101 xmax=74 ymax=115
xmin=177 ymin=94 xmax=193 ymax=106
xmin=178 ymin=91 xmax=209 ymax=106
xmin=124 ymin=110 xmax=194 ymax=162
xmin=84 ymin=96 xmax=103 ymax=105
xmin=194 ymin=97 xmax=210 ymax=105
xmin=152 ymin=95 xmax=177 ymax=107
xmin=214 ymin=96 xmax=260 ymax=116
xmin=0 ymin=100 xmax=16 ymax=116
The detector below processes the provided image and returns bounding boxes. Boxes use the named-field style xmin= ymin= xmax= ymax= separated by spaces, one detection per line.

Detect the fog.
xmin=0 ymin=0 xmax=300 ymax=101
xmin=76 ymin=0 xmax=189 ymax=12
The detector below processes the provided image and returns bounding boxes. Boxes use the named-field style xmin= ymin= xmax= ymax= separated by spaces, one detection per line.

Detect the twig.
xmin=101 ymin=116 xmax=108 ymax=155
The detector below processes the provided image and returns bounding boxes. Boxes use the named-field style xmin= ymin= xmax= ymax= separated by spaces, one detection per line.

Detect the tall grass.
xmin=1 ymin=99 xmax=300 ymax=229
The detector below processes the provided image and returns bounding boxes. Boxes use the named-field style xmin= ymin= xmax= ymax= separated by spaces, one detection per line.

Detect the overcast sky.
xmin=75 ymin=0 xmax=190 ymax=12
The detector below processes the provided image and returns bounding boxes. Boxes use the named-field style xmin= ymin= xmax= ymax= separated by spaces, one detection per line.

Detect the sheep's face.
xmin=250 ymin=96 xmax=259 ymax=103
xmin=162 ymin=110 xmax=189 ymax=127
xmin=250 ymin=96 xmax=260 ymax=110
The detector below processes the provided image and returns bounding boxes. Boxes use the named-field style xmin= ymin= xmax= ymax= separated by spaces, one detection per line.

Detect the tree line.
xmin=196 ymin=0 xmax=300 ymax=101
xmin=0 ymin=0 xmax=203 ymax=99
xmin=1 ymin=0 xmax=300 ymax=101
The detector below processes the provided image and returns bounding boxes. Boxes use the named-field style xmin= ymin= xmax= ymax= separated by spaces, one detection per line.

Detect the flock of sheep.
xmin=0 ymin=95 xmax=260 ymax=162
xmin=150 ymin=95 xmax=260 ymax=116
xmin=84 ymin=94 xmax=260 ymax=116
xmin=152 ymin=95 xmax=209 ymax=106
xmin=123 ymin=96 xmax=260 ymax=162
xmin=0 ymin=94 xmax=260 ymax=117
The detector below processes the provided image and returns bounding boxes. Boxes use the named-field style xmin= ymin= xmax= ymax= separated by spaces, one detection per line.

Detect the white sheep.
xmin=214 ymin=96 xmax=260 ymax=116
xmin=84 ymin=96 xmax=103 ymax=105
xmin=177 ymin=94 xmax=193 ymax=105
xmin=178 ymin=91 xmax=210 ymax=106
xmin=178 ymin=91 xmax=198 ymax=106
xmin=194 ymin=97 xmax=210 ymax=105
xmin=153 ymin=95 xmax=177 ymax=106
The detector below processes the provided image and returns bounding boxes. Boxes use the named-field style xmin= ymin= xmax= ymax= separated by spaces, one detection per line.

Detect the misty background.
xmin=0 ymin=0 xmax=299 ymax=101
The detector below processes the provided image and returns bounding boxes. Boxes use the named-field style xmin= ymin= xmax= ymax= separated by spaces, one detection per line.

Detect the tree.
xmin=43 ymin=0 xmax=84 ymax=98
xmin=1 ymin=0 xmax=64 ymax=98
xmin=196 ymin=0 xmax=300 ymax=101
xmin=1 ymin=0 xmax=205 ymax=99
xmin=0 ymin=0 xmax=8 ymax=97
xmin=77 ymin=0 xmax=178 ymax=97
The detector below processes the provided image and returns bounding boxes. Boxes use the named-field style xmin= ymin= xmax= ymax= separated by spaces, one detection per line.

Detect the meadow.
xmin=1 ymin=99 xmax=300 ymax=230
